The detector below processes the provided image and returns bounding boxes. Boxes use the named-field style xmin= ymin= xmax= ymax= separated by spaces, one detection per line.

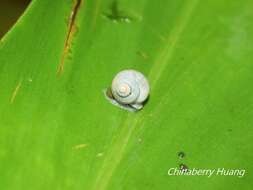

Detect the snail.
xmin=105 ymin=69 xmax=150 ymax=111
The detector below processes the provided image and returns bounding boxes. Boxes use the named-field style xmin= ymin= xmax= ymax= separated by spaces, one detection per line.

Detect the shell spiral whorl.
xmin=116 ymin=83 xmax=131 ymax=97
xmin=111 ymin=69 xmax=149 ymax=109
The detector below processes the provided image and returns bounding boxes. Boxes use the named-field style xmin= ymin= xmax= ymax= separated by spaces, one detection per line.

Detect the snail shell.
xmin=111 ymin=69 xmax=149 ymax=110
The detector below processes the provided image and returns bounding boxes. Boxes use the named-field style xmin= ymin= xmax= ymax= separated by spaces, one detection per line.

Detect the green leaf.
xmin=0 ymin=0 xmax=253 ymax=189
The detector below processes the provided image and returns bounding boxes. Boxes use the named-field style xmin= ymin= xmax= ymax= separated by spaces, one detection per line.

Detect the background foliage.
xmin=0 ymin=0 xmax=30 ymax=37
xmin=0 ymin=0 xmax=253 ymax=189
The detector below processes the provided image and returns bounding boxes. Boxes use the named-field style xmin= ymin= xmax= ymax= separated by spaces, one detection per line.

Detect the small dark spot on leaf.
xmin=178 ymin=151 xmax=185 ymax=159
xmin=137 ymin=51 xmax=148 ymax=60
xmin=179 ymin=163 xmax=188 ymax=171
xmin=103 ymin=0 xmax=134 ymax=23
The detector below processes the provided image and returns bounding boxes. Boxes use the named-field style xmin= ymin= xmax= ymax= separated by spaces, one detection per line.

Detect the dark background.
xmin=0 ymin=0 xmax=31 ymax=38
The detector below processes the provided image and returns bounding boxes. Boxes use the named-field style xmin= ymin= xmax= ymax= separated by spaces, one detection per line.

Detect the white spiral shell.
xmin=111 ymin=69 xmax=150 ymax=110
